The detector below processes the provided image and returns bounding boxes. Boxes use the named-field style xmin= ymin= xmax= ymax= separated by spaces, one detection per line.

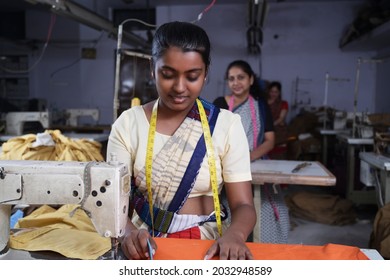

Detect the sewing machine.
xmin=0 ymin=156 xmax=130 ymax=259
xmin=65 ymin=108 xmax=99 ymax=127
xmin=5 ymin=111 xmax=50 ymax=135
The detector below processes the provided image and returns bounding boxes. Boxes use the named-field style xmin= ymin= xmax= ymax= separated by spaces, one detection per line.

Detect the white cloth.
xmin=31 ymin=132 xmax=56 ymax=147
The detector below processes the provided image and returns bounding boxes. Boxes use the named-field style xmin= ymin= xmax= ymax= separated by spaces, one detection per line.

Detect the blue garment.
xmin=10 ymin=209 xmax=24 ymax=228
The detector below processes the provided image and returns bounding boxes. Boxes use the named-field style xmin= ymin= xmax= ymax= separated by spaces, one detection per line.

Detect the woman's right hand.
xmin=121 ymin=228 xmax=157 ymax=259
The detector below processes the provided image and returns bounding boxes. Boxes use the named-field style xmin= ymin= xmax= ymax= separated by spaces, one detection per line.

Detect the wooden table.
xmin=250 ymin=160 xmax=336 ymax=242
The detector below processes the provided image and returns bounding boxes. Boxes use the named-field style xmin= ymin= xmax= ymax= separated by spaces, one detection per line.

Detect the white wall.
xmin=17 ymin=1 xmax=387 ymax=125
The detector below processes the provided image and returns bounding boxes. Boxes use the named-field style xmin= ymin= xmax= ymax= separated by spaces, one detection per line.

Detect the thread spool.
xmin=131 ymin=97 xmax=141 ymax=107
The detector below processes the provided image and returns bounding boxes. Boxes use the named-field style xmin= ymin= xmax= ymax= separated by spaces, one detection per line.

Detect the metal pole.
xmin=352 ymin=58 xmax=362 ymax=138
xmin=323 ymin=72 xmax=329 ymax=129
xmin=113 ymin=24 xmax=124 ymax=121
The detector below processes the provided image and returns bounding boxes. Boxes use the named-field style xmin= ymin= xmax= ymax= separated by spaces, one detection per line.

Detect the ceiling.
xmin=0 ymin=0 xmax=242 ymax=12
xmin=0 ymin=0 xmax=373 ymax=49
xmin=0 ymin=0 xmax=366 ymax=12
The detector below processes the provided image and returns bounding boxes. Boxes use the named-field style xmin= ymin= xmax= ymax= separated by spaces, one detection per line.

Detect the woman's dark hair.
xmin=267 ymin=81 xmax=282 ymax=100
xmin=151 ymin=21 xmax=211 ymax=73
xmin=225 ymin=60 xmax=264 ymax=99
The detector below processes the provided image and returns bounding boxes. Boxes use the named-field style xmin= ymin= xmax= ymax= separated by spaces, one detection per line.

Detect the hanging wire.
xmin=192 ymin=0 xmax=217 ymax=23
xmin=50 ymin=57 xmax=82 ymax=79
xmin=117 ymin=0 xmax=217 ymax=31
xmin=119 ymin=0 xmax=216 ymax=28
xmin=49 ymin=31 xmax=105 ymax=78
xmin=112 ymin=0 xmax=218 ymax=121
xmin=0 ymin=14 xmax=56 ymax=74
xmin=119 ymin=18 xmax=157 ymax=28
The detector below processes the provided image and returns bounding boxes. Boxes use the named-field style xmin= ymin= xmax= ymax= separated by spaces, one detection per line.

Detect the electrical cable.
xmin=112 ymin=0 xmax=217 ymax=120
xmin=192 ymin=0 xmax=217 ymax=23
xmin=50 ymin=57 xmax=82 ymax=79
xmin=118 ymin=18 xmax=157 ymax=29
xmin=0 ymin=14 xmax=56 ymax=74
xmin=49 ymin=31 xmax=105 ymax=78
xmin=118 ymin=0 xmax=217 ymax=30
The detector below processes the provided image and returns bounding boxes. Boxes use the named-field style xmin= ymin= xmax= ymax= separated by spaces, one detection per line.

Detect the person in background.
xmin=213 ymin=60 xmax=289 ymax=244
xmin=107 ymin=21 xmax=256 ymax=260
xmin=267 ymin=81 xmax=289 ymax=146
xmin=213 ymin=60 xmax=275 ymax=161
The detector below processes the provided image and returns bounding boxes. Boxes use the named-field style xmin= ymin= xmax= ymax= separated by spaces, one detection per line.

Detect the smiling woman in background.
xmin=213 ymin=60 xmax=275 ymax=161
xmin=213 ymin=60 xmax=290 ymax=245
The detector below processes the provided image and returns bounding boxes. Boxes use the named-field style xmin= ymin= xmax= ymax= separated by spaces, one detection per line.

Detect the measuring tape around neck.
xmin=145 ymin=98 xmax=222 ymax=237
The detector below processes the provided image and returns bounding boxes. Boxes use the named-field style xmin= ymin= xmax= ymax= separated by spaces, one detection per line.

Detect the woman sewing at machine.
xmin=107 ymin=21 xmax=256 ymax=260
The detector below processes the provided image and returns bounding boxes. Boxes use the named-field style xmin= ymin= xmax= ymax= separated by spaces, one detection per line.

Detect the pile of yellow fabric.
xmin=10 ymin=205 xmax=111 ymax=260
xmin=0 ymin=129 xmax=104 ymax=161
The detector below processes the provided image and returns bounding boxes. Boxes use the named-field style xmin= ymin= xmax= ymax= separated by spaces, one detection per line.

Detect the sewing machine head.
xmin=5 ymin=111 xmax=50 ymax=136
xmin=65 ymin=108 xmax=99 ymax=127
xmin=330 ymin=110 xmax=347 ymax=130
xmin=0 ymin=158 xmax=130 ymax=259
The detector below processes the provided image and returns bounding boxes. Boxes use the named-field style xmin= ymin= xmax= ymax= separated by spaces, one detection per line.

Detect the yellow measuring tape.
xmin=145 ymin=99 xmax=222 ymax=237
xmin=145 ymin=100 xmax=158 ymax=236
xmin=196 ymin=99 xmax=222 ymax=237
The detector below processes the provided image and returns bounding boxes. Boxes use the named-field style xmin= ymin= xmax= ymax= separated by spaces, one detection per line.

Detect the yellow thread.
xmin=131 ymin=97 xmax=141 ymax=107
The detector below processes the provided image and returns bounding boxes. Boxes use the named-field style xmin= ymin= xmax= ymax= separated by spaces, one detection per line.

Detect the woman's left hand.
xmin=204 ymin=232 xmax=253 ymax=260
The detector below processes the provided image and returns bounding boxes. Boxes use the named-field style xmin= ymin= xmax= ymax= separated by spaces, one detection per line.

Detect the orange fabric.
xmin=153 ymin=238 xmax=369 ymax=260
